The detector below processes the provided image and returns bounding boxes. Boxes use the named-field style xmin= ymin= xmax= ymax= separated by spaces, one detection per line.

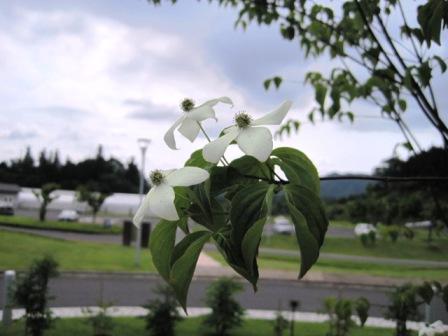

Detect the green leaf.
xmin=398 ymin=99 xmax=407 ymax=112
xmin=230 ymin=155 xmax=272 ymax=181
xmin=170 ymin=230 xmax=212 ymax=311
xmin=149 ymin=220 xmax=178 ymax=282
xmin=417 ymin=61 xmax=432 ymax=87
xmin=284 ymin=184 xmax=329 ymax=278
xmin=315 ymin=83 xmax=327 ymax=109
xmin=433 ymin=55 xmax=447 ymax=73
xmin=417 ymin=0 xmax=446 ymax=46
xmin=273 ymin=76 xmax=283 ymax=89
xmin=271 ymin=147 xmax=320 ymax=194
xmin=185 ymin=149 xmax=213 ymax=169
xmin=241 ymin=218 xmax=266 ymax=289
xmin=263 ymin=79 xmax=271 ymax=90
xmin=229 ymin=183 xmax=275 ymax=287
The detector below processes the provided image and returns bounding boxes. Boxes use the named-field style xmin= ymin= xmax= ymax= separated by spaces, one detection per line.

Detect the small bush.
xmin=143 ymin=285 xmax=182 ymax=336
xmin=360 ymin=231 xmax=376 ymax=247
xmin=324 ymin=297 xmax=370 ymax=336
xmin=203 ymin=278 xmax=245 ymax=336
xmin=385 ymin=283 xmax=420 ymax=336
xmin=14 ymin=256 xmax=59 ymax=336
xmin=272 ymin=311 xmax=289 ymax=336
xmin=84 ymin=302 xmax=115 ymax=336
xmin=324 ymin=298 xmax=354 ymax=336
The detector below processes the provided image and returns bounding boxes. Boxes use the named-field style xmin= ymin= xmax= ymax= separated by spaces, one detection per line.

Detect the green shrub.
xmin=385 ymin=284 xmax=420 ymax=336
xmin=324 ymin=297 xmax=370 ymax=336
xmin=203 ymin=278 xmax=245 ymax=336
xmin=143 ymin=285 xmax=182 ymax=336
xmin=84 ymin=302 xmax=115 ymax=336
xmin=272 ymin=311 xmax=289 ymax=336
xmin=14 ymin=256 xmax=59 ymax=336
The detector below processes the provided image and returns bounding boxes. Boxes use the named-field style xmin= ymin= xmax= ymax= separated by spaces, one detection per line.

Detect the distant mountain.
xmin=320 ymin=173 xmax=372 ymax=200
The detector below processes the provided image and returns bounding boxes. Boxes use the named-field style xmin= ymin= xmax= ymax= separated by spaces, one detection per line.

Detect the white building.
xmin=0 ymin=183 xmax=21 ymax=214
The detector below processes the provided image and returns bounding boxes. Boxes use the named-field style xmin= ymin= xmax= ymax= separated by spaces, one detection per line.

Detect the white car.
xmin=57 ymin=210 xmax=79 ymax=222
xmin=272 ymin=219 xmax=294 ymax=235
xmin=354 ymin=223 xmax=376 ymax=236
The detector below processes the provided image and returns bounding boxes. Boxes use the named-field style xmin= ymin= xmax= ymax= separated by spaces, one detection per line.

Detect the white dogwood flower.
xmin=133 ymin=167 xmax=209 ymax=225
xmin=202 ymin=100 xmax=292 ymax=163
xmin=164 ymin=97 xmax=233 ymax=150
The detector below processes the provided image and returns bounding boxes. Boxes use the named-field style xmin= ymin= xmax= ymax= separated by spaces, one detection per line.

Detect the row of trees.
xmin=0 ymin=146 xmax=143 ymax=193
xmin=325 ymin=147 xmax=448 ymax=228
xmin=33 ymin=182 xmax=112 ymax=223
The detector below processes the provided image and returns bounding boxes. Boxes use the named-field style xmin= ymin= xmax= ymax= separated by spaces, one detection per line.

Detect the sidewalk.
xmin=2 ymin=306 xmax=447 ymax=332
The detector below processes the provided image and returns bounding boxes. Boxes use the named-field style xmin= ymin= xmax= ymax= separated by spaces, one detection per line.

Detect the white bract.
xmin=203 ymin=100 xmax=292 ymax=163
xmin=133 ymin=167 xmax=209 ymax=225
xmin=164 ymin=97 xmax=233 ymax=150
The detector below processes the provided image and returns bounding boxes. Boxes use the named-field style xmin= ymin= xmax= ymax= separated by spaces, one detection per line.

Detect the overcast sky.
xmin=0 ymin=0 xmax=446 ymax=176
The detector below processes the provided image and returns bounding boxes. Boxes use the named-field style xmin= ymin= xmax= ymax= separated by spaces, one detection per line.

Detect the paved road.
xmin=2 ymin=225 xmax=448 ymax=268
xmin=1 ymin=273 xmax=446 ymax=323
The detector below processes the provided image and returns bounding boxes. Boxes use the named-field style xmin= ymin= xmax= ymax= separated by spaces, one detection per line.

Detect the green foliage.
xmin=84 ymin=302 xmax=115 ymax=336
xmin=0 ymin=146 xmax=142 ymax=193
xmin=143 ymin=286 xmax=182 ymax=336
xmin=147 ymin=0 xmax=448 ymax=147
xmin=149 ymin=147 xmax=328 ymax=309
xmin=324 ymin=297 xmax=369 ymax=336
xmin=203 ymin=278 xmax=245 ymax=336
xmin=385 ymin=284 xmax=420 ymax=336
xmin=360 ymin=231 xmax=376 ymax=247
xmin=77 ymin=185 xmax=112 ymax=223
xmin=32 ymin=183 xmax=60 ymax=222
xmin=14 ymin=256 xmax=59 ymax=336
xmin=272 ymin=311 xmax=289 ymax=336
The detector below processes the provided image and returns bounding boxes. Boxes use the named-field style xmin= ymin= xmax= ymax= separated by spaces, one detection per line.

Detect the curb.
xmin=1 ymin=306 xmax=446 ymax=332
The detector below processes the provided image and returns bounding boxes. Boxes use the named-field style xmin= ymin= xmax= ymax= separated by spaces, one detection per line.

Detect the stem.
xmin=197 ymin=121 xmax=229 ymax=165
xmin=242 ymin=173 xmax=448 ymax=185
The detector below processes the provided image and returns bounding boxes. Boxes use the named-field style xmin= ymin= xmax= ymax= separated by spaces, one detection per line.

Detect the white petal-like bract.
xmin=148 ymin=184 xmax=179 ymax=221
xmin=132 ymin=192 xmax=151 ymax=227
xmin=252 ymin=100 xmax=292 ymax=126
xmin=164 ymin=115 xmax=186 ymax=150
xmin=178 ymin=118 xmax=201 ymax=142
xmin=203 ymin=128 xmax=239 ymax=163
xmin=166 ymin=167 xmax=209 ymax=187
xmin=237 ymin=126 xmax=273 ymax=162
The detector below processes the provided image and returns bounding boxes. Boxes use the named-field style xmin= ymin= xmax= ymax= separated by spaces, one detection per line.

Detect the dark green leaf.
xmin=417 ymin=62 xmax=432 ymax=87
xmin=433 ymin=55 xmax=447 ymax=73
xmin=284 ymin=184 xmax=329 ymax=278
xmin=273 ymin=76 xmax=283 ymax=89
xmin=185 ymin=149 xmax=213 ymax=169
xmin=398 ymin=99 xmax=407 ymax=112
xmin=149 ymin=220 xmax=177 ymax=282
xmin=271 ymin=147 xmax=320 ymax=194
xmin=170 ymin=230 xmax=212 ymax=311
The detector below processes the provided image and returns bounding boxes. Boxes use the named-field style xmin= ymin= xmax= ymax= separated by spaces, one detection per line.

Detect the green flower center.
xmin=235 ymin=112 xmax=252 ymax=129
xmin=180 ymin=98 xmax=195 ymax=112
xmin=150 ymin=170 xmax=165 ymax=186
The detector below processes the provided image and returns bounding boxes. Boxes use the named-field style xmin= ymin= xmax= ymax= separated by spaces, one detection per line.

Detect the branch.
xmin=243 ymin=173 xmax=448 ymax=185
xmin=319 ymin=175 xmax=448 ymax=182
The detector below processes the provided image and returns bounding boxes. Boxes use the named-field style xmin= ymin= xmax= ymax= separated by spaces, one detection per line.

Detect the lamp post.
xmin=135 ymin=138 xmax=151 ymax=267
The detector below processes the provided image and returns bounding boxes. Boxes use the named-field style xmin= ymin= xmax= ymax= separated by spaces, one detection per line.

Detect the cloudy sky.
xmin=0 ymin=0 xmax=446 ymax=176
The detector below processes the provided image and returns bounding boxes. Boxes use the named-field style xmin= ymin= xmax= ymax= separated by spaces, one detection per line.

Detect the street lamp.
xmin=135 ymin=138 xmax=151 ymax=267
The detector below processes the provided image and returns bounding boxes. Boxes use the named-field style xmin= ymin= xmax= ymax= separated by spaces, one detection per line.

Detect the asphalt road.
xmin=1 ymin=273 xmax=447 ymax=323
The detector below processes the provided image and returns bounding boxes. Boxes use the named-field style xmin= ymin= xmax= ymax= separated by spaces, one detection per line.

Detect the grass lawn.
xmin=261 ymin=233 xmax=448 ymax=262
xmin=0 ymin=316 xmax=405 ymax=336
xmin=0 ymin=215 xmax=122 ymax=234
xmin=207 ymin=251 xmax=448 ymax=281
xmin=0 ymin=230 xmax=153 ymax=273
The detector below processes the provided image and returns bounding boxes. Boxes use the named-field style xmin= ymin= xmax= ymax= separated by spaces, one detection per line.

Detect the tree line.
xmin=0 ymin=145 xmax=144 ymax=193
xmin=325 ymin=147 xmax=448 ymax=228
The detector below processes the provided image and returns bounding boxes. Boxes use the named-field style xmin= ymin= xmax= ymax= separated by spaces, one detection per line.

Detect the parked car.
xmin=0 ymin=201 xmax=14 ymax=216
xmin=272 ymin=218 xmax=294 ymax=235
xmin=405 ymin=220 xmax=433 ymax=229
xmin=354 ymin=223 xmax=376 ymax=236
xmin=57 ymin=210 xmax=79 ymax=222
